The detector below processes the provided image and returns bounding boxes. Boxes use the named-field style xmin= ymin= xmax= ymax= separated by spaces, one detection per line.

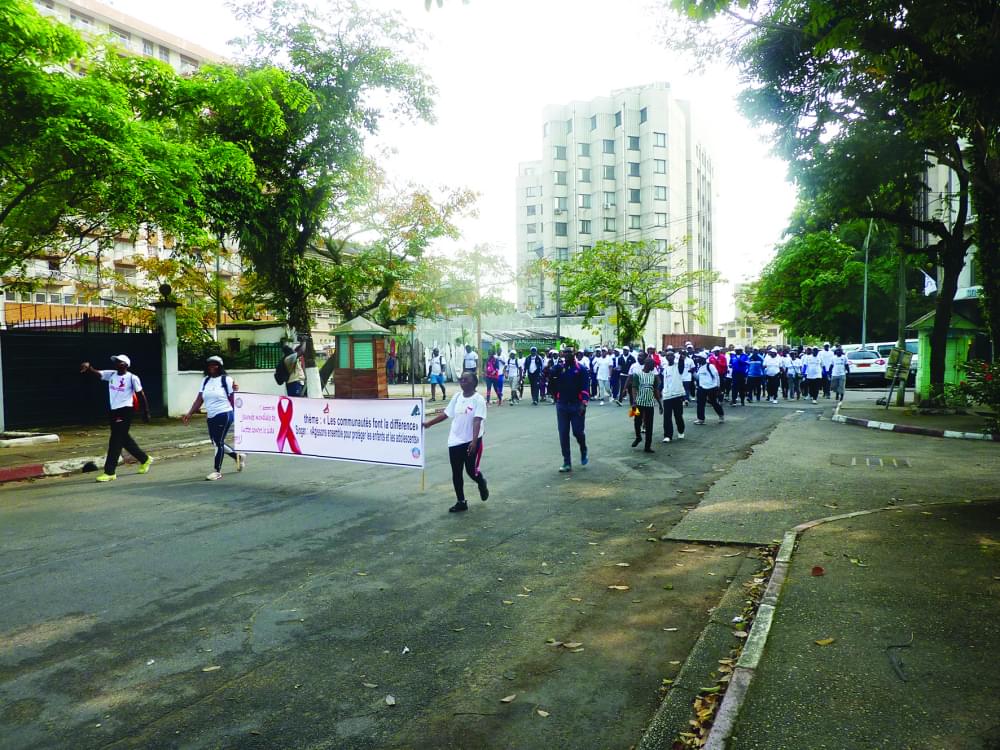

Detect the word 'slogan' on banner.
xmin=234 ymin=393 xmax=425 ymax=469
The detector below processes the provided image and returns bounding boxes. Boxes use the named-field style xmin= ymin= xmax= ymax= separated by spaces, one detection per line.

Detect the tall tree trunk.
xmin=969 ymin=125 xmax=1000 ymax=352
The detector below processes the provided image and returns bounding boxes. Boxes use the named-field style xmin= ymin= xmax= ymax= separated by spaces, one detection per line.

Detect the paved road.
xmin=0 ymin=396 xmax=798 ymax=750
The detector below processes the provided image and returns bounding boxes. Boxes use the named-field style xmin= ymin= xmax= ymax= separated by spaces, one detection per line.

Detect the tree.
xmin=215 ymin=0 xmax=435 ymax=390
xmin=543 ymin=240 xmax=719 ymax=346
xmin=664 ymin=0 xmax=988 ymax=398
xmin=0 ymin=1 xmax=257 ymax=285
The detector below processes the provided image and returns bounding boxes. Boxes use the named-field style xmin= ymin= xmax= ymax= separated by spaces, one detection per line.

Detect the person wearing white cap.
xmin=183 ymin=356 xmax=245 ymax=480
xmin=79 ymin=354 xmax=152 ymax=481
xmin=763 ymin=348 xmax=782 ymax=403
xmin=818 ymin=343 xmax=836 ymax=398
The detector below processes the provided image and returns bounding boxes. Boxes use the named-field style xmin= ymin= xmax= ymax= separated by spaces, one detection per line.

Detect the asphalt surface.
xmin=0 ymin=395 xmax=792 ymax=750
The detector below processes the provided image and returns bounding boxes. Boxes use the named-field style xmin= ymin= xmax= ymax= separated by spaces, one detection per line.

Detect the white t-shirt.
xmin=803 ymin=354 xmax=823 ymax=379
xmin=200 ymin=375 xmax=235 ymax=418
xmin=628 ymin=360 xmax=643 ymax=376
xmin=444 ymin=391 xmax=487 ymax=447
xmin=594 ymin=355 xmax=611 ymax=380
xmin=818 ymin=349 xmax=836 ymax=368
xmin=429 ymin=355 xmax=446 ymax=376
xmin=831 ymin=354 xmax=849 ymax=377
xmin=763 ymin=354 xmax=782 ymax=377
xmin=696 ymin=363 xmax=720 ymax=389
xmin=462 ymin=350 xmax=479 ymax=370
xmin=681 ymin=358 xmax=695 ymax=382
xmin=504 ymin=359 xmax=520 ymax=380
xmin=100 ymin=370 xmax=142 ymax=410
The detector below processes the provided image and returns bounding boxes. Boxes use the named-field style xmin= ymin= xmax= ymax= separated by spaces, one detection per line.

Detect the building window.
xmin=180 ymin=55 xmax=198 ymax=72
xmin=614 ymin=110 xmax=622 ymax=128
xmin=629 ymin=214 xmax=641 ymax=229
xmin=159 ymin=45 xmax=170 ymax=62
xmin=47 ymin=259 xmax=59 ymax=271
xmin=656 ymin=239 xmax=668 ymax=252
xmin=526 ymin=205 xmax=537 ymax=216
xmin=640 ymin=107 xmax=648 ymax=124
xmin=543 ymin=122 xmax=549 ymax=137
xmin=628 ymin=136 xmax=640 ymax=150
xmin=604 ymin=217 xmax=616 ymax=232
xmin=580 ymin=220 xmax=592 ymax=234
xmin=35 ymin=292 xmax=46 ymax=303
xmin=602 ymin=165 xmax=615 ymax=180
xmin=110 ymin=26 xmax=131 ymax=45
xmin=655 ymin=212 xmax=667 ymax=226
xmin=578 ymin=167 xmax=591 ymax=182
xmin=655 ymin=185 xmax=667 ymax=201
xmin=554 ymin=196 xmax=568 ymax=211
xmin=557 ymin=247 xmax=570 ymax=261
xmin=555 ymin=222 xmax=568 ymax=237
xmin=578 ymin=142 xmax=590 ymax=157
xmin=554 ymin=171 xmax=567 ymax=185
xmin=603 ymin=191 xmax=616 ymax=208
xmin=554 ymin=145 xmax=566 ymax=160
xmin=654 ymin=159 xmax=667 ymax=174
xmin=143 ymin=39 xmax=154 ymax=56
xmin=602 ymin=139 xmax=615 ymax=154
xmin=590 ymin=114 xmax=597 ymax=130
xmin=566 ymin=118 xmax=573 ymax=134
xmin=70 ymin=11 xmax=94 ymax=27
xmin=629 ymin=188 xmax=641 ymax=203
xmin=527 ymin=223 xmax=537 ymax=234
xmin=628 ymin=161 xmax=640 ymax=177
xmin=654 ymin=131 xmax=666 ymax=147
xmin=526 ymin=186 xmax=540 ymax=198
xmin=578 ymin=194 xmax=591 ymax=209
xmin=4 ymin=291 xmax=15 ymax=301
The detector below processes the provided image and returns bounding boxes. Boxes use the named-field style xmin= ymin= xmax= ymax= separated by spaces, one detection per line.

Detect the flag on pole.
xmin=920 ymin=269 xmax=938 ymax=296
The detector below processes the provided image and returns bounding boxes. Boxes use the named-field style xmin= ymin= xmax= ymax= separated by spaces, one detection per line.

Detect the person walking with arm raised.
xmin=182 ymin=356 xmax=245 ymax=480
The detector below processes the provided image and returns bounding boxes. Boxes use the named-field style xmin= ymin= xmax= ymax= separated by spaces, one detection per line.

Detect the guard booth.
xmin=330 ymin=316 xmax=390 ymax=399
xmin=908 ymin=310 xmax=983 ymax=400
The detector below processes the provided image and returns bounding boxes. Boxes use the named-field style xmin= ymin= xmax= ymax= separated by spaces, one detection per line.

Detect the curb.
xmin=832 ymin=401 xmax=999 ymax=441
xmin=702 ymin=499 xmax=971 ymax=749
xmin=0 ymin=432 xmax=60 ymax=448
xmin=0 ymin=439 xmax=213 ymax=485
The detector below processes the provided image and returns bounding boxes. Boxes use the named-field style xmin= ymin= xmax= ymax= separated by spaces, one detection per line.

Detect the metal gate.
xmin=1 ymin=318 xmax=163 ymax=429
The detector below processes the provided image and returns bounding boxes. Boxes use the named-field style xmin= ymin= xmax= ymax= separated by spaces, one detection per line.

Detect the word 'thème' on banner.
xmin=233 ymin=393 xmax=425 ymax=470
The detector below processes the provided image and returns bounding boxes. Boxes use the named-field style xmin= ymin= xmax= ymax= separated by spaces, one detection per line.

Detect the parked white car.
xmin=846 ymin=349 xmax=887 ymax=385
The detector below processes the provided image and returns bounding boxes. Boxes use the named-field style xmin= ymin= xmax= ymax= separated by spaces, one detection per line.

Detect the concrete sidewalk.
xmin=659 ymin=392 xmax=1000 ymax=749
xmin=0 ymin=384 xmax=442 ymax=484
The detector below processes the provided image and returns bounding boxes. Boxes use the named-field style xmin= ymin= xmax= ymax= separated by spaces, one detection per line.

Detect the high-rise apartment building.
xmin=516 ymin=83 xmax=715 ymax=339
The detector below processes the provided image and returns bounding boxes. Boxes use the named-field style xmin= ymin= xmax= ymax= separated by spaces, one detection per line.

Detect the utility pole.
xmin=474 ymin=264 xmax=482 ymax=358
xmin=215 ymin=248 xmax=222 ymax=342
xmin=555 ymin=266 xmax=562 ymax=340
xmin=895 ymin=251 xmax=907 ymax=406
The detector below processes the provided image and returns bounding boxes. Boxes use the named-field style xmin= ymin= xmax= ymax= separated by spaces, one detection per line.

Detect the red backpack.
xmin=710 ymin=352 xmax=728 ymax=376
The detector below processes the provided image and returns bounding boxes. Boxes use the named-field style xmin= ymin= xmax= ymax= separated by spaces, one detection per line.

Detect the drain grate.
xmin=829 ymin=454 xmax=913 ymax=468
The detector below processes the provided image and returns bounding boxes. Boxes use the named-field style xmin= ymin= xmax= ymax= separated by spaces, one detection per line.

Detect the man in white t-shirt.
xmin=422 ymin=371 xmax=489 ymax=513
xmin=829 ymin=346 xmax=850 ymax=401
xmin=427 ymin=347 xmax=448 ymax=402
xmin=594 ymin=350 xmax=612 ymax=404
xmin=462 ymin=344 xmax=479 ymax=375
xmin=80 ymin=354 xmax=152 ymax=482
xmin=818 ymin=343 xmax=836 ymax=398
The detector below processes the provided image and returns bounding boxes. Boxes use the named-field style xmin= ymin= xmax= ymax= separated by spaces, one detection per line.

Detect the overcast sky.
xmin=115 ymin=0 xmax=797 ymax=322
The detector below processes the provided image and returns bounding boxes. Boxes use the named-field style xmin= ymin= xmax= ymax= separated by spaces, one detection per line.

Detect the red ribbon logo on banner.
xmin=276 ymin=397 xmax=302 ymax=454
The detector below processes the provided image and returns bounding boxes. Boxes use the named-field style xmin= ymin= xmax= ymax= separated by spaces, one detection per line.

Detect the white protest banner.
xmin=233 ymin=393 xmax=425 ymax=469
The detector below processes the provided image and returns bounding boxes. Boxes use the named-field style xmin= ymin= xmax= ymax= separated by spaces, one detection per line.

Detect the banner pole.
xmin=421 ymin=469 xmax=426 ymax=492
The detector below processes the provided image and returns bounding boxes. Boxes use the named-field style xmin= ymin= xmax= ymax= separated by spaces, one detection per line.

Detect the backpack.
xmin=274 ymin=358 xmax=289 ymax=385
xmin=202 ymin=375 xmax=233 ymax=406
xmin=485 ymin=358 xmax=499 ymax=378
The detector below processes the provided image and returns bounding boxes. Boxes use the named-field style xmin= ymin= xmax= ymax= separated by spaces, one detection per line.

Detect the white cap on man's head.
xmin=207 ymin=355 xmax=224 ymax=366
xmin=111 ymin=354 xmax=131 ymax=367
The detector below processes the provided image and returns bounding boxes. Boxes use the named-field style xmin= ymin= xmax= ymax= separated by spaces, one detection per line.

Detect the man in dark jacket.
xmin=549 ymin=345 xmax=590 ymax=473
xmin=523 ymin=346 xmax=545 ymax=405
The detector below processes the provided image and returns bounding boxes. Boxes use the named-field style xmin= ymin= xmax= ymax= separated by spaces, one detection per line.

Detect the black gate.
xmin=1 ymin=318 xmax=163 ymax=429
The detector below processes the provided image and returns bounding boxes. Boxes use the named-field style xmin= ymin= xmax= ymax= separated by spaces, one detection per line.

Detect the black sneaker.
xmin=631 ymin=437 xmax=641 ymax=447
xmin=448 ymin=501 xmax=468 ymax=513
xmin=479 ymin=480 xmax=489 ymax=502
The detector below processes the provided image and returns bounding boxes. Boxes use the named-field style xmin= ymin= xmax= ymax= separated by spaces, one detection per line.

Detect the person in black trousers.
xmin=524 ymin=347 xmax=545 ymax=404
xmin=80 ymin=354 xmax=152 ymax=482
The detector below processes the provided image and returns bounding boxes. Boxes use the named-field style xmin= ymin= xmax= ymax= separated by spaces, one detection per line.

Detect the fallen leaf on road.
xmin=663 ymin=584 xmax=674 ymax=590
xmin=608 ymin=585 xmax=630 ymax=591
xmin=647 ymin=537 xmax=658 ymax=542
xmin=707 ymin=572 xmax=717 ymax=576
xmin=722 ymin=553 xmax=741 ymax=557
xmin=385 ymin=695 xmax=396 ymax=706
xmin=522 ymin=586 xmax=532 ymax=593
xmin=401 ymin=647 xmax=410 ymax=655
xmin=500 ymin=694 xmax=517 ymax=703
xmin=588 ymin=542 xmax=599 ymax=546
xmin=732 ymin=631 xmax=749 ymax=639
xmin=537 ymin=709 xmax=550 ymax=717
xmin=362 ymin=682 xmax=378 ymax=688
xmin=680 ymin=548 xmax=698 ymax=553
xmin=815 ymin=638 xmax=835 ymax=646
xmin=647 ymin=524 xmax=655 ymax=530
xmin=569 ymin=597 xmax=583 ymax=602
xmin=669 ymin=660 xmax=681 ymax=665
xmin=516 ymin=594 xmax=530 ymax=598
xmin=632 ymin=599 xmax=642 ymax=603
xmin=570 ymin=647 xmax=584 ymax=653
xmin=811 ymin=566 xmax=826 ymax=576
xmin=356 ymin=572 xmax=368 ymax=576
xmin=663 ymin=627 xmax=679 ymax=632
xmin=451 ymin=538 xmax=467 ymax=542
xmin=615 ymin=562 xmax=630 ymax=567
xmin=452 ymin=628 xmax=465 ymax=632
xmin=502 ymin=600 xmax=514 ymax=605
xmin=563 ymin=641 xmax=583 ymax=649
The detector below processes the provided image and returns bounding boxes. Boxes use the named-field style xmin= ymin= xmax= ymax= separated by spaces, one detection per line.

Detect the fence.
xmin=178 ymin=341 xmax=285 ymax=371
xmin=3 ymin=311 xmax=157 ymax=334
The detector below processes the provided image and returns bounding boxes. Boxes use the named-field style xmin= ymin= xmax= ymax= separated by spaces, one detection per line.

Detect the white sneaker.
xmin=236 ymin=453 xmax=246 ymax=472
xmin=206 ymin=471 xmax=223 ymax=481
xmin=662 ymin=436 xmax=671 ymax=443
xmin=677 ymin=432 xmax=685 ymax=439
xmin=811 ymin=399 xmax=818 ymax=404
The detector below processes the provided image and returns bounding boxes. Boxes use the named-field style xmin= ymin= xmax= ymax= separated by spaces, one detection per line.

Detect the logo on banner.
xmin=323 ymin=403 xmax=330 ymax=414
xmin=276 ymin=397 xmax=302 ymax=454
xmin=411 ymin=447 xmax=421 ymax=459
xmin=235 ymin=397 xmax=243 ymax=409
xmin=410 ymin=404 xmax=421 ymax=416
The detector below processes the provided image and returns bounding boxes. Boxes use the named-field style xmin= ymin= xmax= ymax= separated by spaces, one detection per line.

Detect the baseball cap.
xmin=207 ymin=355 xmax=224 ymax=366
xmin=111 ymin=354 xmax=131 ymax=367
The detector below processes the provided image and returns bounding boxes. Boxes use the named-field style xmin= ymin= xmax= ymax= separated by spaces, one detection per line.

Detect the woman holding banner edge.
xmin=183 ymin=356 xmax=246 ymax=480
xmin=422 ymin=371 xmax=489 ymax=513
